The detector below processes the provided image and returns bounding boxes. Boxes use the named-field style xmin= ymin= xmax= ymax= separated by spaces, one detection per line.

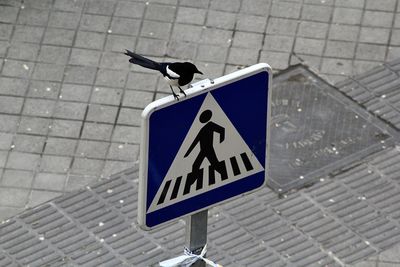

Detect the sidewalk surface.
xmin=1 ymin=0 xmax=400 ymax=266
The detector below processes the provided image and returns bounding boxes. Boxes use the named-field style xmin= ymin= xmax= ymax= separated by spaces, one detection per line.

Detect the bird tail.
xmin=124 ymin=50 xmax=161 ymax=71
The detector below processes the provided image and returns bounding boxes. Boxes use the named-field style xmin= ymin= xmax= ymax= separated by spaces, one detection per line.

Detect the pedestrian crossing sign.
xmin=138 ymin=63 xmax=272 ymax=229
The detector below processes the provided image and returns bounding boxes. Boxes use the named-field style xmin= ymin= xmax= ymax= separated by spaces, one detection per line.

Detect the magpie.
xmin=124 ymin=50 xmax=203 ymax=100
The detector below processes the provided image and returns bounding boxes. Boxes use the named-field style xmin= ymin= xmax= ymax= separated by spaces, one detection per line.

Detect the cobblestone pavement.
xmin=1 ymin=0 xmax=400 ymax=265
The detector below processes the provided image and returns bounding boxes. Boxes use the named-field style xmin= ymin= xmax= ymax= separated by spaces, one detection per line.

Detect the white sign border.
xmin=138 ymin=63 xmax=272 ymax=230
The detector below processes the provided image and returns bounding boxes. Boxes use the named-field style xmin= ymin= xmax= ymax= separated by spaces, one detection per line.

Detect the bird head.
xmin=186 ymin=62 xmax=203 ymax=75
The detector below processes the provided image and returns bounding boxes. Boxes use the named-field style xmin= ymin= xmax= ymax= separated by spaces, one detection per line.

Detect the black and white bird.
xmin=124 ymin=50 xmax=203 ymax=100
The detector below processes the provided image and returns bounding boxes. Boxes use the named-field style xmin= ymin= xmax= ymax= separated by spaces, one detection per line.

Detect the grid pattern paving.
xmin=1 ymin=0 xmax=400 ymax=221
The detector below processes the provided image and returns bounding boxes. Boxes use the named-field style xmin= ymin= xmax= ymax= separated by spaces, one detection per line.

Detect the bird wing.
xmin=166 ymin=65 xmax=180 ymax=79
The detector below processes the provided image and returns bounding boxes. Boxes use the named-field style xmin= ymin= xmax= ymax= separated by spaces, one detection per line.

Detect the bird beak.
xmin=197 ymin=70 xmax=203 ymax=75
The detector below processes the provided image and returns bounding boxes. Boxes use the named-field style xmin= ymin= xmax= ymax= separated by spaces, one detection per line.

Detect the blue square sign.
xmin=138 ymin=63 xmax=272 ymax=229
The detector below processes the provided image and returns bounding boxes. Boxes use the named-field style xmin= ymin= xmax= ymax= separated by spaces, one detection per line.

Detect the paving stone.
xmin=48 ymin=11 xmax=80 ymax=29
xmin=37 ymin=45 xmax=70 ymax=64
xmin=391 ymin=30 xmax=400 ymax=46
xmin=201 ymin=28 xmax=233 ymax=47
xmin=329 ymin=24 xmax=360 ymax=42
xmin=7 ymin=42 xmax=40 ymax=61
xmin=207 ymin=12 xmax=236 ymax=31
xmin=362 ymin=11 xmax=394 ymax=28
xmin=18 ymin=117 xmax=51 ymax=135
xmin=335 ymin=0 xmax=365 ymax=8
xmin=44 ymin=138 xmax=77 ymax=156
xmin=54 ymin=0 xmax=85 ymax=12
xmin=76 ymin=140 xmax=109 ymax=158
xmin=33 ymin=173 xmax=67 ymax=191
xmin=49 ymin=119 xmax=82 ymax=138
xmin=123 ymin=90 xmax=154 ymax=108
xmin=102 ymin=160 xmax=132 ymax=176
xmin=227 ymin=47 xmax=259 ymax=65
xmin=135 ymin=38 xmax=168 ymax=57
xmin=13 ymin=134 xmax=46 ymax=153
xmin=332 ymin=7 xmax=363 ymax=25
xmin=12 ymin=25 xmax=44 ymax=43
xmin=236 ymin=14 xmax=267 ymax=33
xmin=80 ymin=14 xmax=111 ymax=32
xmin=301 ymin=4 xmax=333 ymax=22
xmin=166 ymin=40 xmax=197 ymax=59
xmin=366 ymin=0 xmax=396 ymax=11
xmin=240 ymin=0 xmax=271 ymax=15
xmin=96 ymin=68 xmax=127 ymax=88
xmin=140 ymin=20 xmax=172 ymax=40
xmin=0 ymin=133 xmax=13 ymax=150
xmin=60 ymin=84 xmax=92 ymax=102
xmin=267 ymin=18 xmax=298 ymax=36
xmin=65 ymin=174 xmax=98 ymax=191
xmin=259 ymin=50 xmax=290 ymax=70
xmin=126 ymin=72 xmax=159 ymax=91
xmin=64 ymin=66 xmax=97 ymax=85
xmin=107 ymin=143 xmax=139 ymax=161
xmin=91 ymin=87 xmax=123 ymax=105
xmin=115 ymin=1 xmax=145 ymax=18
xmin=321 ymin=57 xmax=353 ymax=75
xmin=117 ymin=108 xmax=142 ymax=126
xmin=294 ymin=37 xmax=326 ymax=56
xmin=0 ymin=115 xmax=19 ymax=133
xmin=69 ymin=48 xmax=101 ymax=67
xmin=181 ymin=0 xmax=209 ymax=8
xmin=81 ymin=123 xmax=113 ymax=141
xmin=53 ymin=101 xmax=87 ymax=120
xmin=0 ymin=96 xmax=23 ymax=114
xmin=359 ymin=27 xmax=390 ymax=44
xmin=270 ymin=1 xmax=301 ymax=19
xmin=263 ymin=35 xmax=294 ymax=52
xmin=145 ymin=4 xmax=177 ymax=22
xmin=17 ymin=8 xmax=49 ymax=26
xmin=39 ymin=155 xmax=71 ymax=173
xmin=43 ymin=28 xmax=75 ymax=46
xmin=171 ymin=24 xmax=203 ymax=42
xmin=112 ymin=125 xmax=140 ymax=143
xmin=110 ymin=17 xmax=141 ymax=36
xmin=356 ymin=44 xmax=387 ymax=61
xmin=0 ymin=40 xmax=8 ymax=56
xmin=71 ymin=157 xmax=104 ymax=175
xmin=22 ymin=99 xmax=56 ymax=117
xmin=75 ymin=31 xmax=107 ymax=50
xmin=0 ymin=151 xmax=7 ymax=168
xmin=104 ymin=34 xmax=136 ymax=52
xmin=27 ymin=80 xmax=60 ymax=99
xmin=0 ymin=6 xmax=19 ymax=23
xmin=325 ymin=40 xmax=356 ymax=58
xmin=27 ymin=190 xmax=62 ymax=207
xmin=0 ymin=23 xmax=13 ymax=40
xmin=100 ymin=51 xmax=130 ymax=70
xmin=6 ymin=152 xmax=40 ymax=171
xmin=86 ymin=104 xmax=119 ymax=123
xmin=210 ymin=0 xmax=240 ymax=12
xmin=176 ymin=7 xmax=206 ymax=25
xmin=0 ymin=188 xmax=29 ymax=207
xmin=85 ymin=0 xmax=115 ymax=16
xmin=1 ymin=170 xmax=34 ymax=188
xmin=2 ymin=59 xmax=34 ymax=78
xmin=232 ymin=32 xmax=263 ymax=49
xmin=298 ymin=21 xmax=329 ymax=39
xmin=197 ymin=44 xmax=228 ymax=63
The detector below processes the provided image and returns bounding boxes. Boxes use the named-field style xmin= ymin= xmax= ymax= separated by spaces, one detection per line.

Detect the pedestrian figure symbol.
xmin=184 ymin=109 xmax=225 ymax=171
xmin=148 ymin=93 xmax=265 ymax=213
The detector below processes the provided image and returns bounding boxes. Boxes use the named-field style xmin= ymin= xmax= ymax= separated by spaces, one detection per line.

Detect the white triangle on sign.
xmin=148 ymin=93 xmax=264 ymax=213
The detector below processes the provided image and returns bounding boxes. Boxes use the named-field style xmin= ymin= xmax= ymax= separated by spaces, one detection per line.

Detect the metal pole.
xmin=185 ymin=209 xmax=208 ymax=267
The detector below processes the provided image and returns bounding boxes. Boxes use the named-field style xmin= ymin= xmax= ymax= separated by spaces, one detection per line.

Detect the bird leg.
xmin=170 ymin=86 xmax=179 ymax=100
xmin=178 ymin=86 xmax=187 ymax=97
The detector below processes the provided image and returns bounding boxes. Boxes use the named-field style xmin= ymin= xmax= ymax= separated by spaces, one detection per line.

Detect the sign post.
xmin=139 ymin=63 xmax=272 ymax=264
xmin=186 ymin=210 xmax=208 ymax=267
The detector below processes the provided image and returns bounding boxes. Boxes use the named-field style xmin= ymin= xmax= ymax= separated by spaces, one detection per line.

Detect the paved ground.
xmin=1 ymin=0 xmax=400 ymax=266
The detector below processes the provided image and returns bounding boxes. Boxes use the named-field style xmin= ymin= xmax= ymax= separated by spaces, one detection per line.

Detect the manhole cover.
xmin=268 ymin=65 xmax=395 ymax=192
